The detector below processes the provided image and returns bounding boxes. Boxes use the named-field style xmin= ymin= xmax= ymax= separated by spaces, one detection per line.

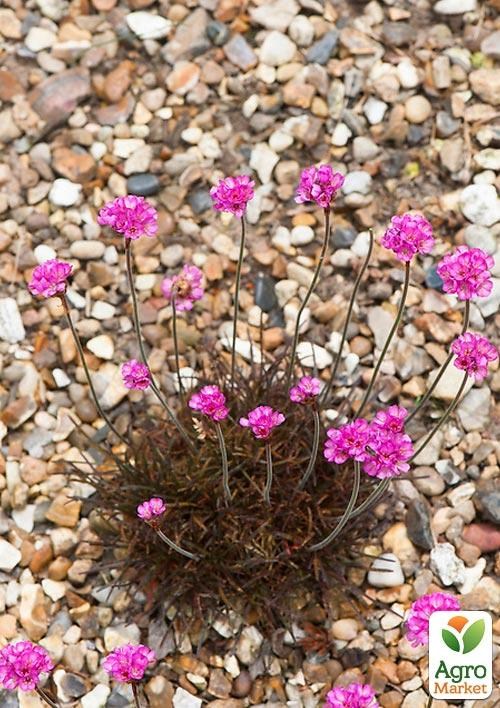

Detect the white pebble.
xmin=367 ymin=553 xmax=405 ymax=588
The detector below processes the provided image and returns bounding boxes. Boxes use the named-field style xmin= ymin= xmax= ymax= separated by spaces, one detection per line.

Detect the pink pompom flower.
xmin=405 ymin=592 xmax=460 ymax=647
xmin=121 ymin=360 xmax=151 ymax=390
xmin=381 ymin=212 xmax=435 ymax=262
xmin=161 ymin=264 xmax=204 ymax=312
xmin=451 ymin=332 xmax=498 ymax=382
xmin=0 ymin=641 xmax=54 ymax=692
xmin=189 ymin=385 xmax=229 ymax=422
xmin=210 ymin=175 xmax=255 ymax=218
xmin=295 ymin=165 xmax=345 ymax=209
xmin=362 ymin=430 xmax=414 ymax=479
xmin=372 ymin=405 xmax=408 ymax=434
xmin=103 ymin=644 xmax=156 ymax=683
xmin=97 ymin=195 xmax=158 ymax=240
xmin=325 ymin=682 xmax=379 ymax=708
xmin=289 ymin=376 xmax=321 ymax=404
xmin=137 ymin=498 xmax=166 ymax=522
xmin=239 ymin=406 xmax=285 ymax=440
xmin=324 ymin=419 xmax=372 ymax=465
xmin=436 ymin=246 xmax=494 ymax=300
xmin=28 ymin=259 xmax=73 ymax=299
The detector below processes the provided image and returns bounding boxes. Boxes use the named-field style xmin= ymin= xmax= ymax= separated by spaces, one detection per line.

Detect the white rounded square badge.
xmin=428 ymin=610 xmax=492 ymax=699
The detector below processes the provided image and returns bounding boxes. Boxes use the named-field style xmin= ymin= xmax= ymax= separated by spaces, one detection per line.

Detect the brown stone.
xmin=262 ymin=328 xmax=284 ymax=351
xmin=0 ymin=69 xmax=23 ymax=101
xmin=103 ymin=60 xmax=134 ymax=103
xmin=413 ymin=313 xmax=461 ymax=343
xmin=231 ymin=670 xmax=252 ymax=698
xmin=52 ymin=147 xmax=96 ymax=183
xmin=463 ymin=523 xmax=500 ymax=552
xmin=30 ymin=541 xmax=53 ymax=574
xmin=29 ymin=68 xmax=91 ymax=123
xmin=1 ymin=396 xmax=37 ymax=429
xmin=46 ymin=494 xmax=82 ymax=528
xmin=91 ymin=0 xmax=117 ymax=8
xmin=203 ymin=254 xmax=224 ymax=281
xmin=166 ymin=61 xmax=200 ymax=95
xmin=95 ymin=94 xmax=135 ymax=125
xmin=20 ymin=456 xmax=48 ymax=485
xmin=283 ymin=80 xmax=315 ymax=108
xmin=48 ymin=556 xmax=72 ymax=581
xmin=145 ymin=676 xmax=175 ymax=708
xmin=0 ymin=614 xmax=17 ymax=639
xmin=20 ymin=584 xmax=48 ymax=641
xmin=208 ymin=669 xmax=232 ymax=699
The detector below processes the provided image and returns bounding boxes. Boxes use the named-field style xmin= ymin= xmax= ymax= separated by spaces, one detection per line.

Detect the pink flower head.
xmin=161 ymin=264 xmax=204 ymax=312
xmin=239 ymin=405 xmax=285 ymax=440
xmin=324 ymin=419 xmax=372 ymax=465
xmin=295 ymin=165 xmax=345 ymax=209
xmin=372 ymin=405 xmax=408 ymax=434
xmin=28 ymin=259 xmax=73 ymax=298
xmin=362 ymin=430 xmax=414 ymax=479
xmin=381 ymin=213 xmax=434 ymax=262
xmin=289 ymin=376 xmax=321 ymax=404
xmin=451 ymin=332 xmax=498 ymax=382
xmin=97 ymin=195 xmax=158 ymax=240
xmin=102 ymin=644 xmax=156 ymax=683
xmin=436 ymin=246 xmax=494 ymax=301
xmin=189 ymin=385 xmax=229 ymax=421
xmin=121 ymin=360 xmax=151 ymax=390
xmin=405 ymin=592 xmax=460 ymax=647
xmin=325 ymin=682 xmax=379 ymax=708
xmin=0 ymin=641 xmax=54 ymax=692
xmin=137 ymin=497 xmax=166 ymax=521
xmin=210 ymin=175 xmax=255 ymax=217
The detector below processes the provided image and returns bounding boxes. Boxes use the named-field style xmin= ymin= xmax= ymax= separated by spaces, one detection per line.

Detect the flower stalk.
xmin=171 ymin=295 xmax=184 ymax=406
xmin=264 ymin=442 xmax=273 ymax=504
xmin=230 ymin=217 xmax=246 ymax=390
xmin=35 ymin=688 xmax=59 ymax=708
xmin=298 ymin=407 xmax=321 ymax=491
xmin=132 ymin=683 xmax=141 ymax=708
xmin=154 ymin=525 xmax=199 ymax=561
xmin=215 ymin=422 xmax=231 ymax=505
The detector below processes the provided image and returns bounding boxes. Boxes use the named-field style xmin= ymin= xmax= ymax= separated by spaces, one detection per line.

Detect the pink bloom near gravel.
xmin=239 ymin=406 xmax=285 ymax=440
xmin=161 ymin=264 xmax=204 ymax=311
xmin=189 ymin=385 xmax=229 ymax=421
xmin=121 ymin=360 xmax=151 ymax=390
xmin=137 ymin=498 xmax=166 ymax=521
xmin=405 ymin=592 xmax=460 ymax=647
xmin=210 ymin=175 xmax=255 ymax=218
xmin=295 ymin=164 xmax=345 ymax=209
xmin=451 ymin=332 xmax=498 ymax=382
xmin=102 ymin=644 xmax=156 ymax=683
xmin=436 ymin=246 xmax=494 ymax=300
xmin=325 ymin=682 xmax=380 ymax=708
xmin=372 ymin=405 xmax=408 ymax=434
xmin=381 ymin=212 xmax=434 ymax=262
xmin=97 ymin=195 xmax=158 ymax=240
xmin=289 ymin=376 xmax=321 ymax=404
xmin=324 ymin=420 xmax=372 ymax=464
xmin=0 ymin=641 xmax=54 ymax=692
xmin=28 ymin=259 xmax=73 ymax=298
xmin=362 ymin=430 xmax=414 ymax=479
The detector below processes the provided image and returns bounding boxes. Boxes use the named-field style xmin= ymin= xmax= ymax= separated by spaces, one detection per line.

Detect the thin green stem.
xmin=410 ymin=371 xmax=468 ymax=462
xmin=132 ymin=684 xmax=141 ymax=708
xmin=231 ymin=217 xmax=246 ymax=390
xmin=61 ymin=295 xmax=127 ymax=445
xmin=321 ymin=229 xmax=374 ymax=406
xmin=215 ymin=422 xmax=231 ymax=505
xmin=35 ymin=687 xmax=59 ymax=708
xmin=356 ymin=262 xmax=411 ymax=418
xmin=285 ymin=208 xmax=331 ymax=390
xmin=348 ymin=478 xmax=390 ymax=520
xmin=309 ymin=462 xmax=361 ymax=551
xmin=264 ymin=442 xmax=273 ymax=504
xmin=125 ymin=240 xmax=149 ymax=366
xmin=171 ymin=296 xmax=184 ymax=406
xmin=155 ymin=527 xmax=199 ymax=561
xmin=298 ymin=408 xmax=321 ymax=490
xmin=148 ymin=381 xmax=196 ymax=453
xmin=406 ymin=300 xmax=470 ymax=424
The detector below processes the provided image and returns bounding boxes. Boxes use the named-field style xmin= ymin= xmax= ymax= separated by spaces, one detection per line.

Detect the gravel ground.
xmin=0 ymin=0 xmax=499 ymax=706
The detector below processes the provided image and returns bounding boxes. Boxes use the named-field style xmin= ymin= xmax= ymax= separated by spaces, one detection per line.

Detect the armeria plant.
xmin=21 ymin=165 xmax=498 ymax=703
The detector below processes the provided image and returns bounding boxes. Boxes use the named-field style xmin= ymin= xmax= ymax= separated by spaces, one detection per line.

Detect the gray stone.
xmin=463 ymin=224 xmax=497 ymax=254
xmin=187 ymin=188 xmax=212 ymax=214
xmin=224 ymin=35 xmax=258 ymax=71
xmin=306 ymin=30 xmax=339 ymax=64
xmin=430 ymin=542 xmax=465 ymax=586
xmin=206 ymin=21 xmax=229 ymax=46
xmin=457 ymin=387 xmax=491 ymax=432
xmin=406 ymin=499 xmax=434 ymax=550
xmin=382 ymin=22 xmax=413 ymax=46
xmin=436 ymin=111 xmax=460 ymax=138
xmin=127 ymin=173 xmax=161 ymax=197
xmin=163 ymin=8 xmax=209 ymax=63
xmin=254 ymin=273 xmax=278 ymax=313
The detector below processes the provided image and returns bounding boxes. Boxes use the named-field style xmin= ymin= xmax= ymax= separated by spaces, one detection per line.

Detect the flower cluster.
xmin=97 ymin=195 xmax=158 ymax=240
xmin=437 ymin=246 xmax=494 ymax=300
xmin=102 ymin=644 xmax=156 ymax=683
xmin=295 ymin=164 xmax=345 ymax=209
xmin=289 ymin=376 xmax=321 ymax=404
xmin=239 ymin=406 xmax=285 ymax=440
xmin=121 ymin=359 xmax=151 ymax=390
xmin=189 ymin=385 xmax=229 ymax=421
xmin=451 ymin=333 xmax=498 ymax=382
xmin=0 ymin=642 xmax=54 ymax=692
xmin=405 ymin=592 xmax=460 ymax=647
xmin=210 ymin=175 xmax=255 ymax=217
xmin=137 ymin=497 xmax=166 ymax=521
xmin=381 ymin=212 xmax=434 ymax=262
xmin=324 ymin=406 xmax=413 ymax=479
xmin=325 ymin=682 xmax=379 ymax=708
xmin=28 ymin=259 xmax=73 ymax=298
xmin=161 ymin=264 xmax=204 ymax=311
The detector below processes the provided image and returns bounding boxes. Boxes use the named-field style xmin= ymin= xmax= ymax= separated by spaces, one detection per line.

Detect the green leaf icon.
xmin=442 ymin=628 xmax=460 ymax=652
xmin=462 ymin=619 xmax=485 ymax=654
